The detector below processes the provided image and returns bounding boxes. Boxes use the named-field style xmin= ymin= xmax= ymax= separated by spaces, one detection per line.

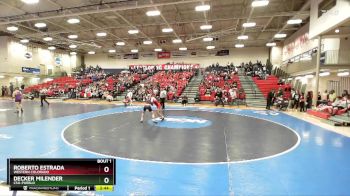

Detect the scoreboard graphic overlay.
xmin=7 ymin=158 xmax=115 ymax=191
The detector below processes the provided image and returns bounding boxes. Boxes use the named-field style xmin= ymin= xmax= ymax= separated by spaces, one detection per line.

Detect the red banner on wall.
xmin=129 ymin=63 xmax=200 ymax=70
xmin=157 ymin=52 xmax=171 ymax=59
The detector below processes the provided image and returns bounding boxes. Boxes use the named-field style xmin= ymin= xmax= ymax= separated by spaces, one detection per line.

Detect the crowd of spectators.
xmin=69 ymin=66 xmax=150 ymax=100
xmin=266 ymin=87 xmax=350 ymax=116
xmin=23 ymin=65 xmax=149 ymax=101
xmin=238 ymin=61 xmax=269 ymax=79
xmin=1 ymin=83 xmax=13 ymax=97
xmin=126 ymin=70 xmax=194 ymax=102
xmin=266 ymin=87 xmax=309 ymax=111
xmin=315 ymin=90 xmax=349 ymax=116
xmin=199 ymin=64 xmax=245 ymax=105
xmin=1 ymin=83 xmax=26 ymax=97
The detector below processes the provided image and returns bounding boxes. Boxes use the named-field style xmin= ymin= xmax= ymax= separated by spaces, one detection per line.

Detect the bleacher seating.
xmin=253 ymin=75 xmax=291 ymax=98
xmin=148 ymin=71 xmax=193 ymax=98
xmin=307 ymin=110 xmax=331 ymax=119
xmin=128 ymin=71 xmax=194 ymax=101
xmin=24 ymin=70 xmax=149 ymax=99
xmin=24 ymin=76 xmax=79 ymax=96
xmin=199 ymin=72 xmax=243 ymax=102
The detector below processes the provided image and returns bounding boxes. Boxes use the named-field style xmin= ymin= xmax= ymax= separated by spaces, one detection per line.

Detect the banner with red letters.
xmin=157 ymin=52 xmax=171 ymax=59
xmin=129 ymin=63 xmax=200 ymax=71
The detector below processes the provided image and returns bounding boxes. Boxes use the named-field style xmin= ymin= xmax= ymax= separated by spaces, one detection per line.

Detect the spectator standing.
xmin=9 ymin=83 xmax=14 ymax=96
xmin=1 ymin=86 xmax=5 ymax=97
xmin=306 ymin=91 xmax=313 ymax=109
xmin=215 ymin=89 xmax=225 ymax=107
xmin=317 ymin=92 xmax=322 ymax=101
xmin=290 ymin=89 xmax=296 ymax=108
xmin=266 ymin=90 xmax=274 ymax=110
xmin=342 ymin=90 xmax=349 ymax=98
xmin=194 ymin=92 xmax=200 ymax=103
xmin=182 ymin=94 xmax=188 ymax=107
xmin=299 ymin=93 xmax=306 ymax=112
xmin=293 ymin=91 xmax=300 ymax=110
xmin=322 ymin=90 xmax=328 ymax=101
xmin=329 ymin=90 xmax=337 ymax=102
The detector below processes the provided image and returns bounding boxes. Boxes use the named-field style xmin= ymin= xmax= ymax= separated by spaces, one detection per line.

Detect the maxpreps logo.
xmin=149 ymin=116 xmax=212 ymax=129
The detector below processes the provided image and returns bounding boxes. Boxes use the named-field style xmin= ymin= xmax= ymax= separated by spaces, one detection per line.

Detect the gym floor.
xmin=0 ymin=99 xmax=349 ymax=195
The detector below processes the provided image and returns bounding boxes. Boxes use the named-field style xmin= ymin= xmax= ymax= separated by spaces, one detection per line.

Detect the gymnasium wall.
xmin=0 ymin=39 xmax=79 ymax=75
xmin=270 ymin=46 xmax=283 ymax=67
xmin=282 ymin=24 xmax=318 ymax=62
xmin=309 ymin=0 xmax=350 ymax=39
xmin=0 ymin=36 xmax=81 ymax=87
xmin=84 ymin=47 xmax=269 ymax=69
xmin=293 ymin=73 xmax=349 ymax=96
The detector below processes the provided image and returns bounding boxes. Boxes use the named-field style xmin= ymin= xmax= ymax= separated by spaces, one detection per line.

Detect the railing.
xmin=321 ymin=50 xmax=350 ymax=65
xmin=243 ymin=75 xmax=256 ymax=98
xmin=282 ymin=47 xmax=318 ymax=66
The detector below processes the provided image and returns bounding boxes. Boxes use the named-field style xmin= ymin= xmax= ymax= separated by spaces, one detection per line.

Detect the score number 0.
xmin=103 ymin=166 xmax=110 ymax=184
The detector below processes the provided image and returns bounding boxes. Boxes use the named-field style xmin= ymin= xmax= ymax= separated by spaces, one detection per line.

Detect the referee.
xmin=159 ymin=88 xmax=167 ymax=111
xmin=40 ymin=88 xmax=50 ymax=107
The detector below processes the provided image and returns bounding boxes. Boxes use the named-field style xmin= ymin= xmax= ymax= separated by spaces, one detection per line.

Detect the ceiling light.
xmin=131 ymin=49 xmax=138 ymax=53
xmin=287 ymin=19 xmax=303 ymax=25
xmin=20 ymin=39 xmax=29 ymax=43
xmin=21 ymin=0 xmax=39 ymax=4
xmin=305 ymin=74 xmax=314 ymax=79
xmin=335 ymin=29 xmax=340 ymax=33
xmin=242 ymin=22 xmax=256 ymax=28
xmin=200 ymin=24 xmax=212 ymax=30
xmin=48 ymin=46 xmax=56 ymax=50
xmin=43 ymin=37 xmax=53 ymax=41
xmin=128 ymin=29 xmax=139 ymax=34
xmin=203 ymin=37 xmax=214 ymax=42
xmin=235 ymin=44 xmax=244 ymax=48
xmin=68 ymin=35 xmax=78 ymax=39
xmin=252 ymin=0 xmax=269 ymax=7
xmin=70 ymin=52 xmax=77 ymax=55
xmin=96 ymin=32 xmax=107 ymax=37
xmin=146 ymin=10 xmax=161 ymax=16
xmin=195 ymin=4 xmax=211 ymax=11
xmin=179 ymin=47 xmax=187 ymax=51
xmin=67 ymin=18 xmax=80 ymax=24
xmin=15 ymin=76 xmax=24 ymax=80
xmin=337 ymin=72 xmax=349 ymax=77
xmin=116 ymin=42 xmax=125 ymax=46
xmin=266 ymin=42 xmax=276 ymax=47
xmin=0 ymin=76 xmax=5 ymax=79
xmin=206 ymin=46 xmax=215 ymax=50
xmin=88 ymin=51 xmax=95 ymax=55
xmin=237 ymin=35 xmax=248 ymax=40
xmin=154 ymin=48 xmax=162 ymax=52
xmin=173 ymin=39 xmax=182 ymax=43
xmin=274 ymin=33 xmax=287 ymax=38
xmin=69 ymin=44 xmax=77 ymax=49
xmin=7 ymin=26 xmax=18 ymax=32
xmin=143 ymin=40 xmax=152 ymax=45
xmin=108 ymin=49 xmax=116 ymax=53
xmin=319 ymin=72 xmax=330 ymax=77
xmin=162 ymin=28 xmax=173 ymax=33
xmin=35 ymin=22 xmax=46 ymax=28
